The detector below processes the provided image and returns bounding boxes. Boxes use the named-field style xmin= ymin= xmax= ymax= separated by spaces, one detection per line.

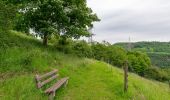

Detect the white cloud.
xmin=87 ymin=0 xmax=170 ymax=43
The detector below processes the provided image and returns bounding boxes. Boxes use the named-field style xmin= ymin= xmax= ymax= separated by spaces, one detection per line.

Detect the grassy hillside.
xmin=0 ymin=31 xmax=170 ymax=100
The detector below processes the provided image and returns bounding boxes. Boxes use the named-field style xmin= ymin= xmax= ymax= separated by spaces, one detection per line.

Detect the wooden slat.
xmin=45 ymin=78 xmax=65 ymax=93
xmin=45 ymin=77 xmax=69 ymax=94
xmin=38 ymin=74 xmax=59 ymax=88
xmin=36 ymin=69 xmax=58 ymax=81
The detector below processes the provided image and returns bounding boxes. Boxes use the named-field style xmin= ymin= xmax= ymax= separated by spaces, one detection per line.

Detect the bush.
xmin=56 ymin=37 xmax=74 ymax=54
xmin=145 ymin=67 xmax=170 ymax=82
xmin=107 ymin=46 xmax=127 ymax=67
xmin=73 ymin=40 xmax=92 ymax=57
xmin=91 ymin=43 xmax=127 ymax=67
xmin=91 ymin=43 xmax=109 ymax=61
xmin=0 ymin=1 xmax=16 ymax=31
xmin=127 ymin=51 xmax=151 ymax=76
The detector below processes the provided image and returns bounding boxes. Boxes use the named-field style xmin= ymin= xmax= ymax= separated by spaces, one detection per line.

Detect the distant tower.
xmin=88 ymin=27 xmax=95 ymax=44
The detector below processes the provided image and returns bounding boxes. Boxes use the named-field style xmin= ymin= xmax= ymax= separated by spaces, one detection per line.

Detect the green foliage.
xmin=145 ymin=67 xmax=170 ymax=82
xmin=73 ymin=40 xmax=92 ymax=57
xmin=13 ymin=0 xmax=99 ymax=45
xmin=0 ymin=1 xmax=16 ymax=31
xmin=115 ymin=42 xmax=170 ymax=53
xmin=0 ymin=31 xmax=47 ymax=72
xmin=56 ymin=40 xmax=128 ymax=68
xmin=48 ymin=34 xmax=60 ymax=44
xmin=115 ymin=42 xmax=170 ymax=68
xmin=56 ymin=37 xmax=74 ymax=54
xmin=127 ymin=51 xmax=151 ymax=76
xmin=1 ymin=1 xmax=170 ymax=99
xmin=55 ymin=39 xmax=151 ymax=77
xmin=91 ymin=43 xmax=110 ymax=61
xmin=118 ymin=42 xmax=170 ymax=80
xmin=148 ymin=52 xmax=170 ymax=68
xmin=1 ymin=30 xmax=154 ymax=80
xmin=91 ymin=43 xmax=127 ymax=67
xmin=107 ymin=46 xmax=127 ymax=67
xmin=1 ymin=30 xmax=170 ymax=100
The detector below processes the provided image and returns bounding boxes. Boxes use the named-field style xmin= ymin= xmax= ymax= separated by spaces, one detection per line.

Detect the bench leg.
xmin=48 ymin=92 xmax=55 ymax=100
xmin=64 ymin=80 xmax=68 ymax=87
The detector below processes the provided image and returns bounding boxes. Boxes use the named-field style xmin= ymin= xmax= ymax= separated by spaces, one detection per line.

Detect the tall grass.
xmin=0 ymin=31 xmax=170 ymax=100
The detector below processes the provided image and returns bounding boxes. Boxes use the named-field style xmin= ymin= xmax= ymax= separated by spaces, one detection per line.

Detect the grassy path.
xmin=56 ymin=61 xmax=132 ymax=100
xmin=57 ymin=61 xmax=170 ymax=100
xmin=57 ymin=61 xmax=115 ymax=100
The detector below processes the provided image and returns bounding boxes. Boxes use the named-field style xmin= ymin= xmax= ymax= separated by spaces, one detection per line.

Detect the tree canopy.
xmin=11 ymin=0 xmax=100 ymax=45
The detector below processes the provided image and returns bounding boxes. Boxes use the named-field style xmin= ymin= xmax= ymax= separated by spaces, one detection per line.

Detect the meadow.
xmin=0 ymin=31 xmax=170 ymax=100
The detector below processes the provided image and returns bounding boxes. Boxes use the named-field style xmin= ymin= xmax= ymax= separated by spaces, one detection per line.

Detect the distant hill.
xmin=115 ymin=42 xmax=170 ymax=67
xmin=0 ymin=31 xmax=170 ymax=99
xmin=115 ymin=42 xmax=170 ymax=53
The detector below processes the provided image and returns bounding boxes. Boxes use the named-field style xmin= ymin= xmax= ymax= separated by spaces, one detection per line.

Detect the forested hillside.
xmin=115 ymin=42 xmax=170 ymax=53
xmin=115 ymin=42 xmax=170 ymax=82
xmin=115 ymin=42 xmax=170 ymax=68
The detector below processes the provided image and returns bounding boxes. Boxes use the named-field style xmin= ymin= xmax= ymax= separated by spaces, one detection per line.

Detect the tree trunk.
xmin=43 ymin=34 xmax=48 ymax=46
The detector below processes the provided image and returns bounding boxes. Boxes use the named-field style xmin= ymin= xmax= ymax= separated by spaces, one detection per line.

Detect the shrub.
xmin=73 ymin=40 xmax=92 ymax=57
xmin=127 ymin=51 xmax=151 ymax=76
xmin=107 ymin=46 xmax=127 ymax=67
xmin=145 ymin=67 xmax=170 ymax=82
xmin=91 ymin=43 xmax=109 ymax=61
xmin=56 ymin=37 xmax=74 ymax=54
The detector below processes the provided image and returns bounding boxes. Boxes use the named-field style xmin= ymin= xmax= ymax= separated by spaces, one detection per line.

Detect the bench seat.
xmin=45 ymin=77 xmax=69 ymax=94
xmin=35 ymin=69 xmax=69 ymax=100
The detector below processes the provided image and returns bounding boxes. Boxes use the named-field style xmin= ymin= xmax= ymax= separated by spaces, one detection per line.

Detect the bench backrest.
xmin=35 ymin=69 xmax=59 ymax=88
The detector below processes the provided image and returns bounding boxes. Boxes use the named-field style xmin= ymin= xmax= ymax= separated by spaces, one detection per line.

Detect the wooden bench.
xmin=35 ymin=69 xmax=69 ymax=100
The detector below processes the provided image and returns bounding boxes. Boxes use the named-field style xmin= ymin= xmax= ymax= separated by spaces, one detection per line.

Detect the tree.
xmin=127 ymin=51 xmax=151 ymax=76
xmin=107 ymin=45 xmax=127 ymax=67
xmin=14 ymin=0 xmax=100 ymax=45
xmin=0 ymin=1 xmax=16 ymax=31
xmin=144 ymin=67 xmax=169 ymax=81
xmin=91 ymin=43 xmax=108 ymax=61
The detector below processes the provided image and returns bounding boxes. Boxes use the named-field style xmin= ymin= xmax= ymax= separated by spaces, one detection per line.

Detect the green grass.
xmin=0 ymin=30 xmax=170 ymax=100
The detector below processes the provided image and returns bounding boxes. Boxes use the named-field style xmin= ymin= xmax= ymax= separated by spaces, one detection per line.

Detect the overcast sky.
xmin=87 ymin=0 xmax=170 ymax=43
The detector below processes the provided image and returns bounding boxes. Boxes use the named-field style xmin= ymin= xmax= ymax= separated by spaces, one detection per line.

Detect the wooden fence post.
xmin=124 ymin=61 xmax=128 ymax=92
